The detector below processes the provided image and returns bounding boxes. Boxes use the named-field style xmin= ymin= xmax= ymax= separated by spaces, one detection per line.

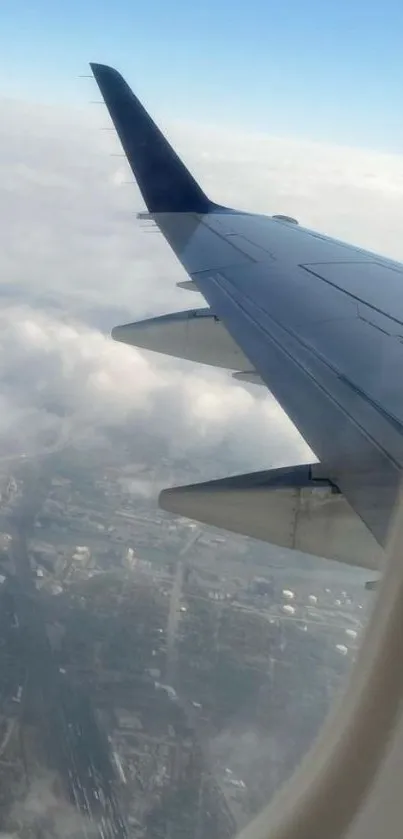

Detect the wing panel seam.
xmin=203 ymin=271 xmax=401 ymax=470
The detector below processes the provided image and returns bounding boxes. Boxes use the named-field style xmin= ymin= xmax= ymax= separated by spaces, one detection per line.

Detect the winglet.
xmin=90 ymin=63 xmax=214 ymax=214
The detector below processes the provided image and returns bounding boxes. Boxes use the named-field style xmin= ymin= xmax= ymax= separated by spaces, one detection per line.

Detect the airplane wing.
xmin=91 ymin=62 xmax=403 ymax=569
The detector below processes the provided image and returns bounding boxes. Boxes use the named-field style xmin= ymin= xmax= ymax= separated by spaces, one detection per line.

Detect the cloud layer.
xmin=0 ymin=97 xmax=402 ymax=476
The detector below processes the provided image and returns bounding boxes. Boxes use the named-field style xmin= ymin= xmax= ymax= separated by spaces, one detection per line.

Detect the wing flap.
xmin=159 ymin=464 xmax=384 ymax=570
xmin=112 ymin=308 xmax=252 ymax=371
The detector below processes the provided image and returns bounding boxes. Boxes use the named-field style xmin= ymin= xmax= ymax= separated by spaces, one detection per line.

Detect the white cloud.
xmin=0 ymin=97 xmax=402 ymax=478
xmin=0 ymin=303 xmax=304 ymax=473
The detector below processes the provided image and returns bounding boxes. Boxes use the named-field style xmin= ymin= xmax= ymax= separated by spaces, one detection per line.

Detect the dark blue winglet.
xmin=90 ymin=63 xmax=215 ymax=214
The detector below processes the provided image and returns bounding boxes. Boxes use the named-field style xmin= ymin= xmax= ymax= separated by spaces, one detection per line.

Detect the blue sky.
xmin=1 ymin=0 xmax=402 ymax=152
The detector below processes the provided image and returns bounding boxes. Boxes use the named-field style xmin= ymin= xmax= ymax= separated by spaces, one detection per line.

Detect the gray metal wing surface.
xmin=91 ymin=62 xmax=403 ymax=560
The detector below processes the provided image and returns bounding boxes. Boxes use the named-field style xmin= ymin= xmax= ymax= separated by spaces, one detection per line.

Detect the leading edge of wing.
xmin=90 ymin=62 xmax=226 ymax=215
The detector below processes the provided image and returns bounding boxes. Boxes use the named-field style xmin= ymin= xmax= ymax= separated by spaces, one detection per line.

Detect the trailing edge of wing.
xmin=90 ymin=62 xmax=215 ymax=214
xmin=159 ymin=464 xmax=384 ymax=570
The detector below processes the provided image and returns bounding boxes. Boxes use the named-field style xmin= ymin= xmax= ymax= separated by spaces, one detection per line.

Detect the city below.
xmin=0 ymin=444 xmax=370 ymax=838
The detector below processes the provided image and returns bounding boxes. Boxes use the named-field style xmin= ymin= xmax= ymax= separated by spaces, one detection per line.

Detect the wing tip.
xmin=90 ymin=60 xmax=215 ymax=214
xmin=90 ymin=62 xmax=133 ymax=91
xmin=90 ymin=62 xmax=119 ymax=78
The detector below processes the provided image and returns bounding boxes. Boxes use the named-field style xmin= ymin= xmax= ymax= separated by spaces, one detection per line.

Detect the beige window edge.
xmin=237 ymin=489 xmax=403 ymax=839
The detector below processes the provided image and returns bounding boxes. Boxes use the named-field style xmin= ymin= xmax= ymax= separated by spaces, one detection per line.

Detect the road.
xmin=166 ymin=559 xmax=185 ymax=685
